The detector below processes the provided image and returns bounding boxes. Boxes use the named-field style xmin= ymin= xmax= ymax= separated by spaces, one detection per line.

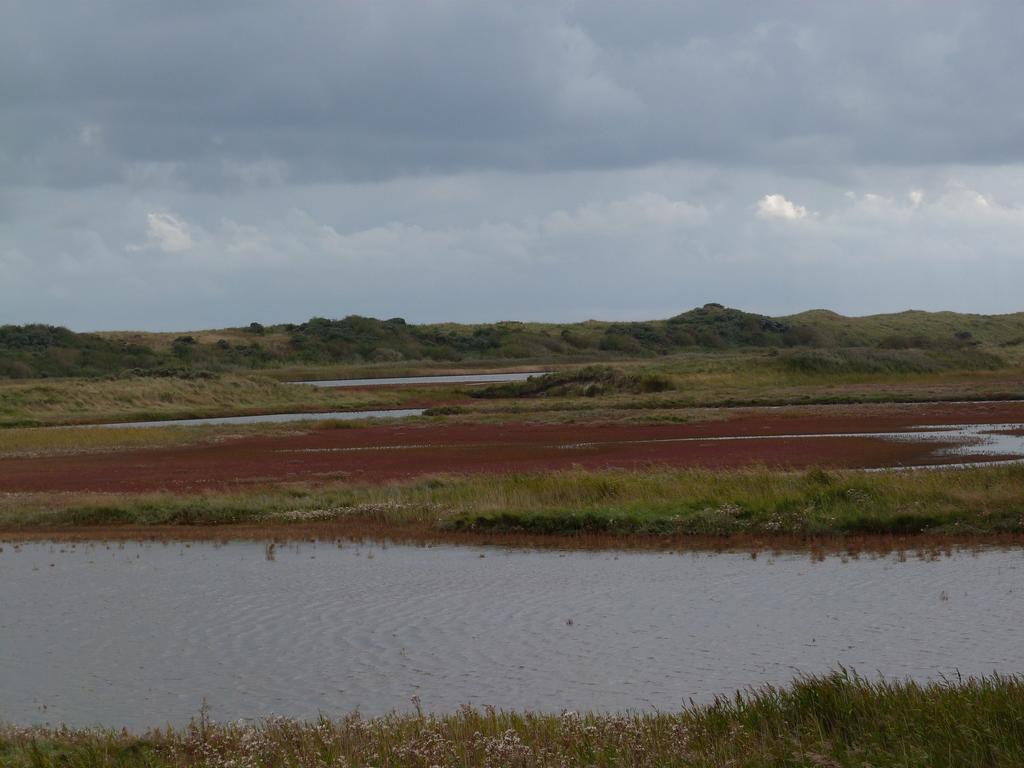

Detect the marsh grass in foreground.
xmin=2 ymin=465 xmax=1023 ymax=542
xmin=4 ymin=672 xmax=1024 ymax=767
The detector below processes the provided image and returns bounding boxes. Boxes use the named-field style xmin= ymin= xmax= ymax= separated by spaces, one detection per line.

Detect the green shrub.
xmin=471 ymin=366 xmax=675 ymax=399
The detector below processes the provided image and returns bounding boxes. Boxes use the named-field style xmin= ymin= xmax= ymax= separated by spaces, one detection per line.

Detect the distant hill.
xmin=781 ymin=309 xmax=1024 ymax=348
xmin=2 ymin=304 xmax=1023 ymax=379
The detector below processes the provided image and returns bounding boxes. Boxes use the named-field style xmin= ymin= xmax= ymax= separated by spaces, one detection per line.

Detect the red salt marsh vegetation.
xmin=1 ymin=401 xmax=1023 ymax=549
xmin=0 ymin=400 xmax=1021 ymax=494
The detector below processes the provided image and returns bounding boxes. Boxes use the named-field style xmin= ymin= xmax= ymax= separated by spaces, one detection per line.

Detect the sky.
xmin=2 ymin=1 xmax=1023 ymax=331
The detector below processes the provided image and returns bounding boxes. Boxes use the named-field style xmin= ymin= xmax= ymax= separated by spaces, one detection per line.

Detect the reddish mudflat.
xmin=2 ymin=400 xmax=1023 ymax=494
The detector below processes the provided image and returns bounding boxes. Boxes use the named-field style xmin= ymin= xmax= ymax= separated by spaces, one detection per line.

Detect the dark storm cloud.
xmin=3 ymin=2 xmax=1024 ymax=330
xmin=3 ymin=1 xmax=1024 ymax=188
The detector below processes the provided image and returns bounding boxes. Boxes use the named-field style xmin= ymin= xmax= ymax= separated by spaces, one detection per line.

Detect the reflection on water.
xmin=2 ymin=542 xmax=1022 ymax=728
xmin=553 ymin=422 xmax=1024 ymax=468
xmin=293 ymin=372 xmax=550 ymax=388
xmin=901 ymin=423 xmax=1024 ymax=464
xmin=86 ymin=408 xmax=425 ymax=429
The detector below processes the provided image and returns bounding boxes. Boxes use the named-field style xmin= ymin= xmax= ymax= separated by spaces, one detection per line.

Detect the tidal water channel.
xmin=293 ymin=371 xmax=550 ymax=387
xmin=88 ymin=408 xmax=425 ymax=429
xmin=2 ymin=542 xmax=1022 ymax=728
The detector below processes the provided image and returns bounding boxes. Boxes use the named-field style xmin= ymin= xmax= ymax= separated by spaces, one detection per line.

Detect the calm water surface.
xmin=88 ymin=408 xmax=425 ymax=429
xmin=293 ymin=372 xmax=550 ymax=388
xmin=1 ymin=542 xmax=1022 ymax=728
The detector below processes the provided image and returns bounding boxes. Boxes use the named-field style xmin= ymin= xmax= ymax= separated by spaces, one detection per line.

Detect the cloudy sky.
xmin=2 ymin=1 xmax=1023 ymax=330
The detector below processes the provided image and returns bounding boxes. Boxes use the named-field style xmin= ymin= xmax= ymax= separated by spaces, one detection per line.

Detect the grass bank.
xmin=457 ymin=351 xmax=1024 ymax=415
xmin=4 ymin=671 xmax=1024 ymax=767
xmin=3 ymin=465 xmax=1023 ymax=545
xmin=0 ymin=374 xmax=418 ymax=427
xmin=0 ymin=421 xmax=352 ymax=458
xmin=3 ymin=345 xmax=1022 ymax=428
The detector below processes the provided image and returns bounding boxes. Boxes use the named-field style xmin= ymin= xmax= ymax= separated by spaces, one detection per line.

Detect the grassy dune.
xmin=4 ymin=671 xmax=1023 ymax=767
xmin=785 ymin=308 xmax=1024 ymax=347
xmin=5 ymin=305 xmax=1024 ymax=380
xmin=3 ymin=465 xmax=1023 ymax=542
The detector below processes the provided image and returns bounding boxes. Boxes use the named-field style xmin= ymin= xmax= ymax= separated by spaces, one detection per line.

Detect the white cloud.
xmin=840 ymin=183 xmax=1024 ymax=225
xmin=543 ymin=193 xmax=708 ymax=236
xmin=932 ymin=184 xmax=999 ymax=217
xmin=132 ymin=212 xmax=194 ymax=253
xmin=78 ymin=123 xmax=102 ymax=148
xmin=115 ymin=192 xmax=709 ymax=279
xmin=756 ymin=193 xmax=810 ymax=220
xmin=7 ymin=164 xmax=1024 ymax=330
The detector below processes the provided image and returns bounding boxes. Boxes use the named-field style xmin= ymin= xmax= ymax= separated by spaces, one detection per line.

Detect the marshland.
xmin=9 ymin=2 xmax=1024 ymax=762
xmin=3 ymin=307 xmax=1024 ymax=765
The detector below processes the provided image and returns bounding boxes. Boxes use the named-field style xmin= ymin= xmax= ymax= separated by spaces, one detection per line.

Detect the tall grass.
xmin=3 ymin=671 xmax=1023 ymax=766
xmin=3 ymin=465 xmax=1023 ymax=541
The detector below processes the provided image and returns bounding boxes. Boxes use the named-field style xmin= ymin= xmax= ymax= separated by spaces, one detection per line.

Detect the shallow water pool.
xmin=1 ymin=541 xmax=1021 ymax=728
